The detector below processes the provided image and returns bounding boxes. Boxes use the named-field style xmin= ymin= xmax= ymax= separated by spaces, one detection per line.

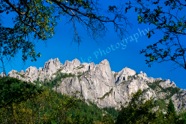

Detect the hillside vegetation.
xmin=1 ymin=77 xmax=186 ymax=124
xmin=0 ymin=77 xmax=114 ymax=124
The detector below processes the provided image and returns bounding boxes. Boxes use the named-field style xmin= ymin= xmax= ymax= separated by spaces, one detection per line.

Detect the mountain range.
xmin=6 ymin=58 xmax=186 ymax=111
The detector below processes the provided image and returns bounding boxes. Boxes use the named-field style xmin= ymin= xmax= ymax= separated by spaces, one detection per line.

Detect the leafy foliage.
xmin=116 ymin=90 xmax=156 ymax=124
xmin=44 ymin=72 xmax=75 ymax=88
xmin=1 ymin=77 xmax=186 ymax=123
xmin=0 ymin=77 xmax=42 ymax=108
xmin=148 ymin=80 xmax=180 ymax=99
xmin=177 ymin=112 xmax=186 ymax=124
xmin=0 ymin=78 xmax=114 ymax=123
xmin=104 ymin=107 xmax=119 ymax=121
xmin=125 ymin=0 xmax=186 ymax=69
xmin=164 ymin=87 xmax=180 ymax=98
xmin=116 ymin=90 xmax=186 ymax=124
xmin=166 ymin=99 xmax=177 ymax=124
xmin=168 ymin=99 xmax=176 ymax=114
xmin=148 ymin=80 xmax=162 ymax=90
xmin=154 ymin=99 xmax=166 ymax=110
xmin=0 ymin=0 xmax=129 ymax=73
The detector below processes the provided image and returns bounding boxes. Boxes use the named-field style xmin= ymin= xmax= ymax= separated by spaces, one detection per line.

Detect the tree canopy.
xmin=1 ymin=0 xmax=186 ymax=73
xmin=0 ymin=77 xmax=115 ymax=123
xmin=125 ymin=0 xmax=186 ymax=69
xmin=0 ymin=77 xmax=42 ymax=108
xmin=0 ymin=0 xmax=128 ymax=74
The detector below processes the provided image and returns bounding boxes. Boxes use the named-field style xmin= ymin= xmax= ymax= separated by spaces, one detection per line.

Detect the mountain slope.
xmin=7 ymin=58 xmax=186 ymax=111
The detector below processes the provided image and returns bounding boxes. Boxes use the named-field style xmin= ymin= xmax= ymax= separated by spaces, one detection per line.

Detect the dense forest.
xmin=1 ymin=77 xmax=186 ymax=124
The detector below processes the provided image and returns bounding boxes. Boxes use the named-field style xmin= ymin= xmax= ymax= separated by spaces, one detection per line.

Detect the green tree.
xmin=167 ymin=99 xmax=176 ymax=115
xmin=116 ymin=90 xmax=156 ymax=124
xmin=116 ymin=91 xmax=185 ymax=124
xmin=0 ymin=0 xmax=128 ymax=73
xmin=177 ymin=111 xmax=186 ymax=124
xmin=167 ymin=99 xmax=177 ymax=123
xmin=125 ymin=0 xmax=186 ymax=69
xmin=0 ymin=77 xmax=42 ymax=108
xmin=0 ymin=77 xmax=42 ymax=123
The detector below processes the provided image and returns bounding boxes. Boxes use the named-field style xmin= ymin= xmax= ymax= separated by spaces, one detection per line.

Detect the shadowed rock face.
xmin=7 ymin=58 xmax=186 ymax=111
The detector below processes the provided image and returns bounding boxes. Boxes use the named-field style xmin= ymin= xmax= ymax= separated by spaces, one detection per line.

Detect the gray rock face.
xmin=115 ymin=67 xmax=136 ymax=84
xmin=172 ymin=90 xmax=186 ymax=111
xmin=7 ymin=58 xmax=186 ymax=110
xmin=43 ymin=58 xmax=62 ymax=79
xmin=159 ymin=79 xmax=176 ymax=88
xmin=9 ymin=58 xmax=62 ymax=82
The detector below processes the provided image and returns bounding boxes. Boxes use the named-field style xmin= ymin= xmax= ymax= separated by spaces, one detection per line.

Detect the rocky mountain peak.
xmin=6 ymin=58 xmax=186 ymax=111
xmin=43 ymin=58 xmax=61 ymax=72
xmin=71 ymin=58 xmax=81 ymax=66
xmin=99 ymin=59 xmax=110 ymax=65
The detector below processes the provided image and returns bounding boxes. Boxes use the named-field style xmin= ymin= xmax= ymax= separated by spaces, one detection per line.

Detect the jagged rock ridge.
xmin=8 ymin=58 xmax=186 ymax=111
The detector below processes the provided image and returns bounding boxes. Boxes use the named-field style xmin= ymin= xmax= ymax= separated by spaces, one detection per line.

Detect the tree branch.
xmin=175 ymin=35 xmax=186 ymax=69
xmin=4 ymin=0 xmax=26 ymax=15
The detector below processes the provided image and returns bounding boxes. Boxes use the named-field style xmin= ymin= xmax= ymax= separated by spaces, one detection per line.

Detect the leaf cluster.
xmin=126 ymin=0 xmax=186 ymax=69
xmin=0 ymin=0 xmax=129 ymax=67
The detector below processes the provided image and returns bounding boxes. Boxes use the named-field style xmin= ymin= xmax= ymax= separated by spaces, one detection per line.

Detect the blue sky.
xmin=2 ymin=0 xmax=186 ymax=89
